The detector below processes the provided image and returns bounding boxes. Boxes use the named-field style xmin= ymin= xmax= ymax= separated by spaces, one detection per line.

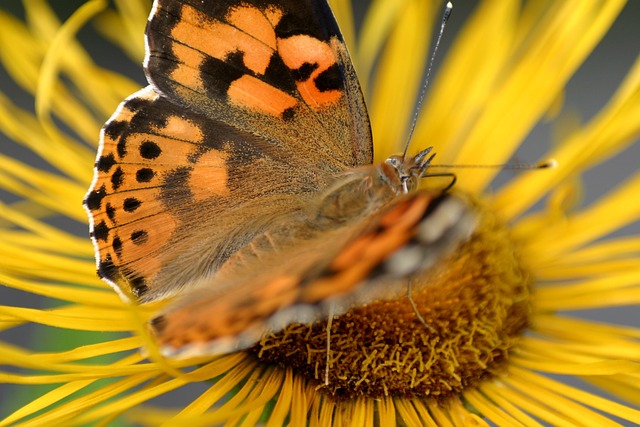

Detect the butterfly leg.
xmin=324 ymin=302 xmax=335 ymax=386
xmin=406 ymin=277 xmax=435 ymax=333
xmin=422 ymin=172 xmax=457 ymax=192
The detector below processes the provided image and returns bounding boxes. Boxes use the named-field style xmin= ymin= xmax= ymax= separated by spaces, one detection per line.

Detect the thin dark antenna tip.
xmin=537 ymin=159 xmax=558 ymax=169
xmin=402 ymin=1 xmax=453 ymax=159
xmin=444 ymin=2 xmax=454 ymax=19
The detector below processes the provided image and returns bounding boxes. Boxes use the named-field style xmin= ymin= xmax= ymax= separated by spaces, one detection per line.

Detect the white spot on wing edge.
xmin=142 ymin=0 xmax=160 ymax=72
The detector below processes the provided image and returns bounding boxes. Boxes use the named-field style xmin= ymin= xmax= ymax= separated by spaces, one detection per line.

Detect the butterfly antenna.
xmin=428 ymin=159 xmax=558 ymax=170
xmin=402 ymin=1 xmax=453 ymax=160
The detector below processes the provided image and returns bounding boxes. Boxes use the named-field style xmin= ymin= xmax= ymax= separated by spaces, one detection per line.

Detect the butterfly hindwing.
xmin=86 ymin=86 xmax=313 ymax=302
xmin=151 ymin=191 xmax=476 ymax=355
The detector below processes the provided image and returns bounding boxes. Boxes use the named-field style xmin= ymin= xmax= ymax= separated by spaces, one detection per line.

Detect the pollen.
xmin=252 ymin=197 xmax=532 ymax=400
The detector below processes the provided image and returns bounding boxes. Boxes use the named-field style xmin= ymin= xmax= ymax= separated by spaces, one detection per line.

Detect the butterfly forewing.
xmin=146 ymin=0 xmax=372 ymax=167
xmin=86 ymin=0 xmax=372 ymax=303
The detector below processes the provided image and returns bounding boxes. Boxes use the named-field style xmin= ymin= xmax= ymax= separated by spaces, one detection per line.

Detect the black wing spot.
xmin=84 ymin=186 xmax=107 ymax=211
xmin=136 ymin=168 xmax=156 ymax=183
xmin=106 ymin=203 xmax=116 ymax=222
xmin=140 ymin=141 xmax=162 ymax=159
xmin=315 ymin=63 xmax=343 ymax=92
xmin=104 ymin=120 xmax=128 ymax=142
xmin=200 ymin=54 xmax=244 ymax=99
xmin=282 ymin=107 xmax=295 ymax=121
xmin=111 ymin=167 xmax=125 ymax=191
xmin=123 ymin=198 xmax=142 ymax=212
xmin=292 ymin=62 xmax=317 ymax=82
xmin=112 ymin=236 xmax=123 ymax=258
xmin=131 ymin=230 xmax=149 ymax=245
xmin=97 ymin=153 xmax=116 ymax=172
xmin=130 ymin=275 xmax=148 ymax=298
xmin=116 ymin=136 xmax=128 ymax=158
xmin=97 ymin=255 xmax=117 ymax=280
xmin=93 ymin=220 xmax=110 ymax=242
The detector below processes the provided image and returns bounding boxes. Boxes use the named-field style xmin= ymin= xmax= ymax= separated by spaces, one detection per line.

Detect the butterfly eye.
xmin=385 ymin=156 xmax=402 ymax=169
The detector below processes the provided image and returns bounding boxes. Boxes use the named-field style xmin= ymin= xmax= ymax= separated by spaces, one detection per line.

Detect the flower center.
xmin=251 ymin=198 xmax=531 ymax=400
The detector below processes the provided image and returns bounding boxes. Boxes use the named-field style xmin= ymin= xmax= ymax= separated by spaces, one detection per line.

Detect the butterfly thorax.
xmin=380 ymin=147 xmax=436 ymax=194
xmin=314 ymin=147 xmax=436 ymax=229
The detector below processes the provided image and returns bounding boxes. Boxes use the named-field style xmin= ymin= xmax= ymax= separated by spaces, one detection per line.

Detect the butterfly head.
xmin=381 ymin=147 xmax=436 ymax=194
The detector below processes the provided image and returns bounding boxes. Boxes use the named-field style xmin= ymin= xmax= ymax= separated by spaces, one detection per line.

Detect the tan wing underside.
xmin=151 ymin=191 xmax=475 ymax=356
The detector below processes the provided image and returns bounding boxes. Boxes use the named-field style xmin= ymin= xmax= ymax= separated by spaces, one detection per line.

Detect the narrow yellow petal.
xmin=482 ymin=380 xmax=579 ymax=426
xmin=328 ymin=0 xmax=355 ymax=60
xmin=520 ymin=337 xmax=640 ymax=362
xmin=535 ymin=270 xmax=640 ymax=304
xmin=446 ymin=398 xmax=491 ymax=427
xmin=535 ymin=260 xmax=640 ymax=280
xmin=452 ymin=0 xmax=627 ymax=193
xmin=0 ymin=274 xmax=118 ymax=307
xmin=510 ymin=367 xmax=640 ymax=423
xmin=355 ymin=0 xmax=406 ymax=90
xmin=0 ymin=305 xmax=132 ymax=332
xmin=376 ymin=398 xmax=397 ymax=426
xmin=35 ymin=0 xmax=107 ymax=123
xmin=0 ymin=156 xmax=88 ymax=221
xmin=225 ymin=369 xmax=283 ymax=426
xmin=75 ymin=360 xmax=255 ymax=425
xmin=512 ymin=355 xmax=639 ymax=376
xmin=463 ymin=389 xmax=527 ymax=427
xmin=521 ymin=172 xmax=640 ymax=264
xmin=428 ymin=402 xmax=456 ymax=427
xmin=534 ymin=314 xmax=640 ymax=339
xmin=535 ymin=287 xmax=640 ymax=311
xmin=394 ymin=398 xmax=435 ymax=426
xmin=30 ymin=337 xmax=140 ymax=364
xmin=505 ymin=368 xmax=639 ymax=426
xmin=0 ymin=380 xmax=94 ymax=427
xmin=587 ymin=375 xmax=640 ymax=406
xmin=474 ymin=384 xmax=544 ymax=427
xmin=264 ymin=369 xmax=293 ymax=427
xmin=415 ymin=1 xmax=518 ymax=164
xmin=14 ymin=373 xmax=156 ymax=427
xmin=546 ymin=236 xmax=640 ymax=266
xmin=0 ymin=95 xmax=94 ymax=182
xmin=94 ymin=0 xmax=149 ymax=61
xmin=368 ymin=0 xmax=434 ymax=159
xmin=495 ymin=55 xmax=640 ymax=219
xmin=25 ymin=0 xmax=137 ymax=122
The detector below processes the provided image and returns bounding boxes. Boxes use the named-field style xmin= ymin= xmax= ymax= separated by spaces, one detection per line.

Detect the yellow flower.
xmin=1 ymin=0 xmax=639 ymax=426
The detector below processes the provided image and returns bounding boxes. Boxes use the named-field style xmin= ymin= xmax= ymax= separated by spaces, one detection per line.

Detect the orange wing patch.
xmin=278 ymin=35 xmax=342 ymax=108
xmin=188 ymin=149 xmax=231 ymax=201
xmin=161 ymin=2 xmax=343 ymax=117
xmin=228 ymin=75 xmax=298 ymax=116
xmin=226 ymin=5 xmax=279 ymax=50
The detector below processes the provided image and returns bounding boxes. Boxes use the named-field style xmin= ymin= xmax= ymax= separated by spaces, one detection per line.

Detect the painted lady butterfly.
xmin=84 ymin=0 xmax=476 ymax=356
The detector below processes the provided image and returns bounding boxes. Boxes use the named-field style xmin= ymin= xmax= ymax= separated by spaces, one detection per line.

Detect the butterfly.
xmin=84 ymin=0 xmax=476 ymax=357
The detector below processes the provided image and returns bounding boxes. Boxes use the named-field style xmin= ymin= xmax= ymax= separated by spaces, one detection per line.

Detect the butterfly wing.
xmin=85 ymin=0 xmax=371 ymax=303
xmin=146 ymin=0 xmax=371 ymax=168
xmin=150 ymin=192 xmax=477 ymax=356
